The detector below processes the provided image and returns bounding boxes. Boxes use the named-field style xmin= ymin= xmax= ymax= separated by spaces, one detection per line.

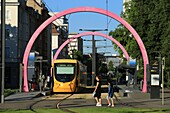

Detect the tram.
xmin=52 ymin=59 xmax=87 ymax=93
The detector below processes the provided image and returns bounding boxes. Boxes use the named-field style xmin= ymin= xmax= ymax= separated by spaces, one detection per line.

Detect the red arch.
xmin=23 ymin=7 xmax=149 ymax=92
xmin=53 ymin=32 xmax=130 ymax=61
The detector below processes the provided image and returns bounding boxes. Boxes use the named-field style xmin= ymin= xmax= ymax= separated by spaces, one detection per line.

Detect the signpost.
xmin=150 ymin=60 xmax=160 ymax=99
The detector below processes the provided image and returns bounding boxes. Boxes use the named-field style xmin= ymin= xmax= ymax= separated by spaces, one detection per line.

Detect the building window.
xmin=0 ymin=10 xmax=11 ymax=20
xmin=5 ymin=47 xmax=10 ymax=58
xmin=6 ymin=10 xmax=11 ymax=20
xmin=5 ymin=29 xmax=10 ymax=39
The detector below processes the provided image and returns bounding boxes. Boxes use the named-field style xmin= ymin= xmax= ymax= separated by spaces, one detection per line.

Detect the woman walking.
xmin=93 ymin=75 xmax=102 ymax=106
xmin=106 ymin=78 xmax=115 ymax=107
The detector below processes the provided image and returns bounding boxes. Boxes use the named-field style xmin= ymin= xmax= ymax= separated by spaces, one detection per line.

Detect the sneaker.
xmin=111 ymin=105 xmax=115 ymax=107
xmin=108 ymin=104 xmax=111 ymax=107
xmin=97 ymin=104 xmax=102 ymax=106
xmin=96 ymin=102 xmax=99 ymax=106
xmin=96 ymin=102 xmax=102 ymax=107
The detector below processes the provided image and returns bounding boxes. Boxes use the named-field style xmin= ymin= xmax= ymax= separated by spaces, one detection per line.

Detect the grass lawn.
xmin=4 ymin=89 xmax=18 ymax=97
xmin=69 ymin=107 xmax=170 ymax=113
xmin=1 ymin=108 xmax=170 ymax=113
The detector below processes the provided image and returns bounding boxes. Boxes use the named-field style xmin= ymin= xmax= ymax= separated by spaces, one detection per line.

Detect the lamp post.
xmin=0 ymin=0 xmax=5 ymax=104
xmin=80 ymin=29 xmax=107 ymax=86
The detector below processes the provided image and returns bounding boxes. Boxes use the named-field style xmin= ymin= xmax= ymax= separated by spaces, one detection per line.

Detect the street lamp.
xmin=0 ymin=0 xmax=5 ymax=104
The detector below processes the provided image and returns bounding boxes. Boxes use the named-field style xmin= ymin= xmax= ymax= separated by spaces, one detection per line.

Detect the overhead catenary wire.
xmin=106 ymin=0 xmax=109 ymax=32
xmin=105 ymin=0 xmax=108 ymax=53
xmin=42 ymin=0 xmax=71 ymax=26
xmin=105 ymin=0 xmax=114 ymax=56
xmin=106 ymin=0 xmax=112 ymax=30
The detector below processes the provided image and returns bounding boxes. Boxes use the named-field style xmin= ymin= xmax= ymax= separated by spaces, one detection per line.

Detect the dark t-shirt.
xmin=94 ymin=80 xmax=101 ymax=98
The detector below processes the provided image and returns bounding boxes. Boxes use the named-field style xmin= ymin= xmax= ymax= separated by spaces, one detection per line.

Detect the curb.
xmin=33 ymin=90 xmax=52 ymax=98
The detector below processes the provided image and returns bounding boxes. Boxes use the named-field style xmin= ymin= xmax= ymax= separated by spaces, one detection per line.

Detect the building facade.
xmin=68 ymin=32 xmax=83 ymax=58
xmin=49 ymin=12 xmax=69 ymax=60
xmin=0 ymin=0 xmax=51 ymax=89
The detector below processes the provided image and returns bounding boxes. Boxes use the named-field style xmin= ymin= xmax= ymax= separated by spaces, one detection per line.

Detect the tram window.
xmin=54 ymin=63 xmax=76 ymax=82
xmin=57 ymin=67 xmax=74 ymax=74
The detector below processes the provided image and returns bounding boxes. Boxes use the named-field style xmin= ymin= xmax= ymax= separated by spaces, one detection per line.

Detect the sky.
xmin=42 ymin=0 xmax=123 ymax=55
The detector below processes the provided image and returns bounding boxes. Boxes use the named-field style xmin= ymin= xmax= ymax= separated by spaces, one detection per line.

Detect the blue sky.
xmin=42 ymin=0 xmax=123 ymax=55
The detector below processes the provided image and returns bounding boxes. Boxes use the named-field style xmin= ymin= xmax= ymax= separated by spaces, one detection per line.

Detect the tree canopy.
xmin=68 ymin=49 xmax=83 ymax=62
xmin=109 ymin=0 xmax=170 ymax=63
xmin=108 ymin=60 xmax=115 ymax=71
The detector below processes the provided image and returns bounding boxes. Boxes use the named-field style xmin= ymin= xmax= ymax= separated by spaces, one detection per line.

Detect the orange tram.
xmin=52 ymin=59 xmax=87 ymax=93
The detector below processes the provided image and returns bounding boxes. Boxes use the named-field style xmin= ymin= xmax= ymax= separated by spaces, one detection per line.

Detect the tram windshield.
xmin=54 ymin=63 xmax=76 ymax=82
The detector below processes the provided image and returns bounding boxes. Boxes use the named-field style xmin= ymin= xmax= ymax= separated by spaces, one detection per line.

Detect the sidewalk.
xmin=0 ymin=90 xmax=51 ymax=109
xmin=4 ymin=89 xmax=51 ymax=101
xmin=0 ymin=85 xmax=170 ymax=109
xmin=116 ymin=85 xmax=170 ymax=108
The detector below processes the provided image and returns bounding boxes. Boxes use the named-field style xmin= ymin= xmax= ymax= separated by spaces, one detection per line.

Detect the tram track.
xmin=27 ymin=87 xmax=131 ymax=113
xmin=113 ymin=93 xmax=133 ymax=107
xmin=28 ymin=96 xmax=50 ymax=113
xmin=27 ymin=87 xmax=86 ymax=113
xmin=56 ymin=93 xmax=77 ymax=113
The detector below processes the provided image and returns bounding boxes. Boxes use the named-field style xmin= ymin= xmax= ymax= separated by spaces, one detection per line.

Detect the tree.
xmin=98 ymin=63 xmax=108 ymax=75
xmin=71 ymin=49 xmax=83 ymax=62
xmin=110 ymin=0 xmax=170 ymax=60
xmin=109 ymin=0 xmax=170 ymax=85
xmin=108 ymin=61 xmax=115 ymax=71
xmin=109 ymin=1 xmax=140 ymax=59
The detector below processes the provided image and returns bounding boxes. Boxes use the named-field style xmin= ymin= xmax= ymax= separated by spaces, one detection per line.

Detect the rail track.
xmin=27 ymin=87 xmax=133 ymax=113
xmin=56 ymin=93 xmax=77 ymax=113
xmin=28 ymin=93 xmax=76 ymax=113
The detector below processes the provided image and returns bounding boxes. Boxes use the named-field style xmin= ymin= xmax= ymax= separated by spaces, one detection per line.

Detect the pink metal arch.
xmin=23 ymin=7 xmax=149 ymax=92
xmin=53 ymin=32 xmax=130 ymax=61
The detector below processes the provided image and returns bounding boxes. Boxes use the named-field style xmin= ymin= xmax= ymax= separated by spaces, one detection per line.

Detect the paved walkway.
xmin=0 ymin=85 xmax=170 ymax=109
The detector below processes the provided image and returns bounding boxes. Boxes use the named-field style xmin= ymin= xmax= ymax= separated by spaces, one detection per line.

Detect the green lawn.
xmin=1 ymin=108 xmax=170 ymax=113
xmin=4 ymin=89 xmax=18 ymax=97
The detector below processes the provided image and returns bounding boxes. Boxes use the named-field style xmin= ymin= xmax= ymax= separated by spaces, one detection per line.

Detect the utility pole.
xmin=0 ymin=0 xmax=6 ymax=103
xmin=92 ymin=34 xmax=96 ymax=86
xmin=79 ymin=29 xmax=107 ymax=86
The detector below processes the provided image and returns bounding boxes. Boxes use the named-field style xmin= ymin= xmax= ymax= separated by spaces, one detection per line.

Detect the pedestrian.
xmin=93 ymin=74 xmax=102 ymax=106
xmin=46 ymin=75 xmax=51 ymax=88
xmin=38 ymin=74 xmax=44 ymax=92
xmin=106 ymin=78 xmax=115 ymax=107
xmin=31 ymin=74 xmax=37 ymax=91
